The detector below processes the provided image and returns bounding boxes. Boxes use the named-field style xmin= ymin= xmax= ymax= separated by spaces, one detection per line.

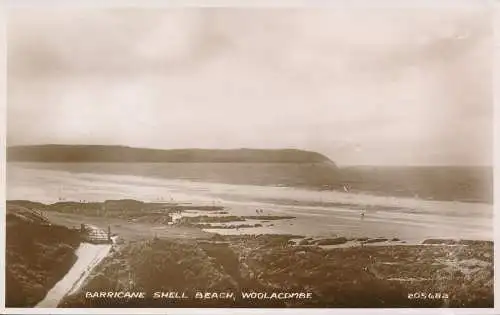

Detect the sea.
xmin=6 ymin=162 xmax=493 ymax=242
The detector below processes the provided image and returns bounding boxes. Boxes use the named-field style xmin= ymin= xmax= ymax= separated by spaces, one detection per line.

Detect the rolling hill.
xmin=7 ymin=145 xmax=335 ymax=164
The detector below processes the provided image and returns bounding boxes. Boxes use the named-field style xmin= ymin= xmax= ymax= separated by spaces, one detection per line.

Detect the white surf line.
xmin=36 ymin=241 xmax=113 ymax=308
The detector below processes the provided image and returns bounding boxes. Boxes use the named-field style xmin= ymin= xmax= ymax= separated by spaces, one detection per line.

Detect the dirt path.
xmin=36 ymin=234 xmax=112 ymax=307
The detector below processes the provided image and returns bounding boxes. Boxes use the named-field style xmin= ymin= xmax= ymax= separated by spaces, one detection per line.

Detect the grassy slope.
xmin=6 ymin=205 xmax=81 ymax=307
xmin=6 ymin=200 xmax=223 ymax=219
xmin=60 ymin=238 xmax=283 ymax=307
xmin=60 ymin=235 xmax=493 ymax=308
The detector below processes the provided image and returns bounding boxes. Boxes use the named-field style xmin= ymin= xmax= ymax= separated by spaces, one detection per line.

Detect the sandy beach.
xmin=7 ymin=163 xmax=493 ymax=243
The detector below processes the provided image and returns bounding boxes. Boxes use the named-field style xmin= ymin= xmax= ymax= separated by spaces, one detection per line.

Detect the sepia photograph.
xmin=4 ymin=2 xmax=494 ymax=310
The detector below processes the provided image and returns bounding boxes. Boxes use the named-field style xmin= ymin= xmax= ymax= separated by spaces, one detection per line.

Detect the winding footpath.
xmin=36 ymin=227 xmax=114 ymax=308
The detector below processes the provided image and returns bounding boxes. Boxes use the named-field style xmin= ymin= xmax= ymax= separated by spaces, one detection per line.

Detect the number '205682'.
xmin=408 ymin=292 xmax=449 ymax=300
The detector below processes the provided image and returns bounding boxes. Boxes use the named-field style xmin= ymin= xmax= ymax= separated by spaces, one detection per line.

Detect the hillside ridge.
xmin=7 ymin=145 xmax=335 ymax=164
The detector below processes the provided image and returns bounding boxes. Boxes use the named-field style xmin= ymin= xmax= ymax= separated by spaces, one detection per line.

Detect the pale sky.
xmin=7 ymin=6 xmax=493 ymax=165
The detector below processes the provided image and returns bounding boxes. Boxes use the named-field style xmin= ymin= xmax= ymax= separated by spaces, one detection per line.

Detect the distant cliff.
xmin=7 ymin=145 xmax=335 ymax=164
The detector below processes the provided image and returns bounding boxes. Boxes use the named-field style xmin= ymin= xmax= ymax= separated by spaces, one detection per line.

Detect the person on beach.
xmin=343 ymin=184 xmax=349 ymax=193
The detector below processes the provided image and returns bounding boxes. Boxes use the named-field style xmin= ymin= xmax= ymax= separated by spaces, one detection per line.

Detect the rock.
xmin=363 ymin=238 xmax=388 ymax=244
xmin=298 ymin=239 xmax=310 ymax=246
xmin=315 ymin=237 xmax=348 ymax=246
xmin=422 ymin=239 xmax=458 ymax=245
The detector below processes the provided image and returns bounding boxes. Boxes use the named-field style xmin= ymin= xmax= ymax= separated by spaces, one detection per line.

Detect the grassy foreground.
xmin=60 ymin=235 xmax=493 ymax=308
xmin=6 ymin=199 xmax=493 ymax=308
xmin=6 ymin=205 xmax=81 ymax=307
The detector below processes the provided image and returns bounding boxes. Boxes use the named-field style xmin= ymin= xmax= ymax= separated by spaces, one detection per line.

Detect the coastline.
xmin=6 ymin=198 xmax=494 ymax=308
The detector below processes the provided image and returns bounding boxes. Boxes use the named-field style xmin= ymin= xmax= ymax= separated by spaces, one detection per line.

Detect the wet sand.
xmin=7 ymin=164 xmax=493 ymax=243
